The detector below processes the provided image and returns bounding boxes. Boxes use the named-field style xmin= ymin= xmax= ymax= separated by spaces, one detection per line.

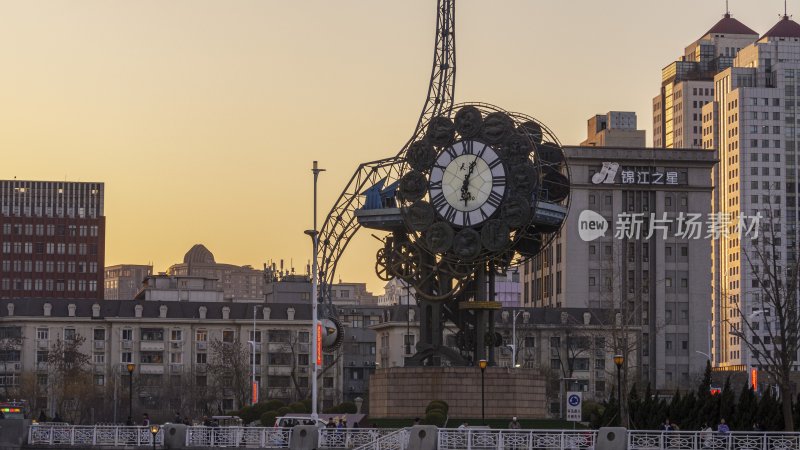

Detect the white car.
xmin=274 ymin=416 xmax=328 ymax=428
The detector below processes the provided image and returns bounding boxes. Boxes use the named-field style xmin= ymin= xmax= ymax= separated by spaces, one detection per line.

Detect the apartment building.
xmin=0 ymin=298 xmax=342 ymax=422
xmin=104 ymin=264 xmax=152 ymax=300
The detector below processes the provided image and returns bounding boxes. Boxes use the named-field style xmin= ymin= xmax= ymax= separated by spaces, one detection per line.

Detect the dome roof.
xmin=183 ymin=244 xmax=216 ymax=264
xmin=704 ymin=14 xmax=758 ymax=37
xmin=763 ymin=15 xmax=800 ymax=39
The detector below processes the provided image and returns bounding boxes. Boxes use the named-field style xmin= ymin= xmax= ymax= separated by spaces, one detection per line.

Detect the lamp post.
xmin=613 ymin=354 xmax=624 ymax=426
xmin=479 ymin=359 xmax=487 ymax=425
xmin=508 ymin=310 xmax=522 ymax=368
xmin=305 ymin=160 xmax=325 ymax=420
xmin=126 ymin=363 xmax=136 ymax=423
xmin=149 ymin=424 xmax=160 ymax=450
xmin=247 ymin=340 xmax=257 ymax=405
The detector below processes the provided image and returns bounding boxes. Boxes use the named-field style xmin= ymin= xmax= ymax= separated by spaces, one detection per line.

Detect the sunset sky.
xmin=1 ymin=1 xmax=792 ymax=294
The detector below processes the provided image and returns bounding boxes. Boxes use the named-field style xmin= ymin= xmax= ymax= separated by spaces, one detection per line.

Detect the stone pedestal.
xmin=369 ymin=367 xmax=546 ymax=419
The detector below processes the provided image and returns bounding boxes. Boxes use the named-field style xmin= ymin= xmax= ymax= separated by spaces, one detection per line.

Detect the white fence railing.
xmin=627 ymin=430 xmax=800 ymax=450
xmin=185 ymin=426 xmax=292 ymax=448
xmin=28 ymin=425 xmax=163 ymax=446
xmin=319 ymin=428 xmax=399 ymax=448
xmin=438 ymin=429 xmax=597 ymax=450
xmin=353 ymin=428 xmax=409 ymax=450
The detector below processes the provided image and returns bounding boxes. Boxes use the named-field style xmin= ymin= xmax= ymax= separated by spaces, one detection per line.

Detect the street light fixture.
xmin=126 ymin=363 xmax=136 ymax=423
xmin=479 ymin=359 xmax=488 ymax=425
xmin=306 ymin=160 xmax=325 ymax=420
xmin=149 ymin=424 xmax=160 ymax=450
xmin=613 ymin=354 xmax=624 ymax=426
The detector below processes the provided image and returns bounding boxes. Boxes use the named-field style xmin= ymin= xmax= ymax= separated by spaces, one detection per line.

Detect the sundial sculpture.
xmin=316 ymin=1 xmax=570 ymax=366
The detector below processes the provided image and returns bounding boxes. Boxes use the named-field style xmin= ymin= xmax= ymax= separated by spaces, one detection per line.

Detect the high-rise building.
xmin=703 ymin=14 xmax=800 ymax=370
xmin=653 ymin=13 xmax=758 ymax=149
xmin=0 ymin=180 xmax=105 ymax=300
xmin=581 ymin=111 xmax=646 ymax=148
xmin=104 ymin=264 xmax=152 ymax=300
xmin=521 ymin=145 xmax=716 ymax=389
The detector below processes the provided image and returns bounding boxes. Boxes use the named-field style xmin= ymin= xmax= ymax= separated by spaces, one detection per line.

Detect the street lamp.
xmin=305 ymin=160 xmax=325 ymax=420
xmin=506 ymin=310 xmax=522 ymax=368
xmin=613 ymin=354 xmax=624 ymax=426
xmin=149 ymin=424 xmax=160 ymax=450
xmin=126 ymin=363 xmax=136 ymax=423
xmin=479 ymin=359 xmax=488 ymax=425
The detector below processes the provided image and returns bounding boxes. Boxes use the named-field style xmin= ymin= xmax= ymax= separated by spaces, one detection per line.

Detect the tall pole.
xmin=616 ymin=365 xmax=621 ymax=424
xmin=306 ymin=161 xmax=325 ymax=421
xmin=252 ymin=305 xmax=257 ymax=405
xmin=511 ymin=311 xmax=517 ymax=368
xmin=479 ymin=359 xmax=487 ymax=425
xmin=126 ymin=363 xmax=135 ymax=423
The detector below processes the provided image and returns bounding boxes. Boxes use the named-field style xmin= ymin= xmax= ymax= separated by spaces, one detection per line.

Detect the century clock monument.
xmin=317 ymin=1 xmax=571 ymax=371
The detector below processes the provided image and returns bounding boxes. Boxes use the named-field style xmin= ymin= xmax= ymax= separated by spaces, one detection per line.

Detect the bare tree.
xmin=732 ymin=205 xmax=799 ymax=431
xmin=207 ymin=338 xmax=250 ymax=410
xmin=47 ymin=335 xmax=92 ymax=423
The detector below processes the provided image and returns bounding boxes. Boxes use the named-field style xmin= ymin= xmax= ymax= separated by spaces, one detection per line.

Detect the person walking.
xmin=142 ymin=413 xmax=151 ymax=426
xmin=508 ymin=417 xmax=521 ymax=429
xmin=717 ymin=418 xmax=730 ymax=434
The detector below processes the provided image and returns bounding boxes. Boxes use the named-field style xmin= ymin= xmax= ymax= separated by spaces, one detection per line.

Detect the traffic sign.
xmin=566 ymin=391 xmax=582 ymax=422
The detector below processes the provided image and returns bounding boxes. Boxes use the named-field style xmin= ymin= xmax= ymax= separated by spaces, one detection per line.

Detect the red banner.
xmin=316 ymin=322 xmax=323 ymax=366
xmin=252 ymin=381 xmax=259 ymax=404
xmin=751 ymin=368 xmax=758 ymax=392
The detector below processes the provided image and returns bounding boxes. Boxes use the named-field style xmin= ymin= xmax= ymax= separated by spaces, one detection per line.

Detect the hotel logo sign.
xmin=592 ymin=162 xmax=680 ymax=186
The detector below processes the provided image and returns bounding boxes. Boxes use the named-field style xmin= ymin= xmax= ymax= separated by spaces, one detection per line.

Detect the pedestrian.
xmin=458 ymin=422 xmax=468 ymax=430
xmin=326 ymin=419 xmax=336 ymax=428
xmin=142 ymin=413 xmax=150 ymax=426
xmin=413 ymin=417 xmax=421 ymax=426
xmin=352 ymin=421 xmax=359 ymax=428
xmin=174 ymin=411 xmax=182 ymax=423
xmin=508 ymin=417 xmax=521 ymax=429
xmin=125 ymin=416 xmax=133 ymax=426
xmin=38 ymin=410 xmax=47 ymax=422
xmin=717 ymin=418 xmax=730 ymax=434
xmin=342 ymin=418 xmax=348 ymax=429
xmin=662 ymin=418 xmax=673 ymax=431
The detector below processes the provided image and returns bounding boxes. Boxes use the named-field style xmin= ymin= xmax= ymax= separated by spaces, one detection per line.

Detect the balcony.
xmin=140 ymin=341 xmax=165 ymax=352
xmin=121 ymin=341 xmax=132 ymax=349
xmin=36 ymin=340 xmax=49 ymax=350
xmin=139 ymin=364 xmax=164 ymax=375
xmin=196 ymin=342 xmax=207 ymax=351
xmin=94 ymin=341 xmax=105 ymax=350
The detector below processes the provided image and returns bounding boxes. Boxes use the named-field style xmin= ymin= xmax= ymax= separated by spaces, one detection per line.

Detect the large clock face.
xmin=429 ymin=140 xmax=506 ymax=227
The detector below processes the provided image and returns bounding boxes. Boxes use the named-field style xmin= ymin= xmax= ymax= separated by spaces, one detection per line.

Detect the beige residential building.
xmin=0 ymin=298 xmax=342 ymax=422
xmin=104 ymin=264 xmax=152 ymax=300
xmin=581 ymin=111 xmax=646 ymax=148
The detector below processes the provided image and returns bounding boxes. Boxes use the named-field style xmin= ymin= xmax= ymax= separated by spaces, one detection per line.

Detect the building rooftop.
xmin=183 ymin=244 xmax=216 ymax=264
xmin=762 ymin=15 xmax=800 ymax=39
xmin=0 ymin=298 xmax=310 ymax=321
xmin=703 ymin=13 xmax=758 ymax=37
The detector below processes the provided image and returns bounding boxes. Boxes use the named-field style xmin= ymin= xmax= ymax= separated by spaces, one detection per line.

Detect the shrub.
xmin=423 ymin=411 xmax=446 ymax=427
xmin=276 ymin=406 xmax=291 ymax=417
xmin=288 ymin=402 xmax=308 ymax=413
xmin=260 ymin=411 xmax=279 ymax=427
xmin=264 ymin=400 xmax=286 ymax=411
xmin=426 ymin=400 xmax=449 ymax=415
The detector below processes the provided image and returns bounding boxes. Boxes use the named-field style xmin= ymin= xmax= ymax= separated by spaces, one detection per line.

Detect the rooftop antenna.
xmin=725 ymin=0 xmax=729 ymax=16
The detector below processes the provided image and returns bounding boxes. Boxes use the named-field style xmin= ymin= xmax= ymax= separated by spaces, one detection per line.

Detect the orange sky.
xmin=0 ymin=0 xmax=791 ymax=294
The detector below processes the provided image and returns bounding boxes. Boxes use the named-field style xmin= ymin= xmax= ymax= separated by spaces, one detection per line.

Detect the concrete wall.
xmin=368 ymin=367 xmax=546 ymax=419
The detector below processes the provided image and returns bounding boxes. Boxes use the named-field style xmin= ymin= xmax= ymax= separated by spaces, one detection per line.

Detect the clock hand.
xmin=461 ymin=157 xmax=480 ymax=206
